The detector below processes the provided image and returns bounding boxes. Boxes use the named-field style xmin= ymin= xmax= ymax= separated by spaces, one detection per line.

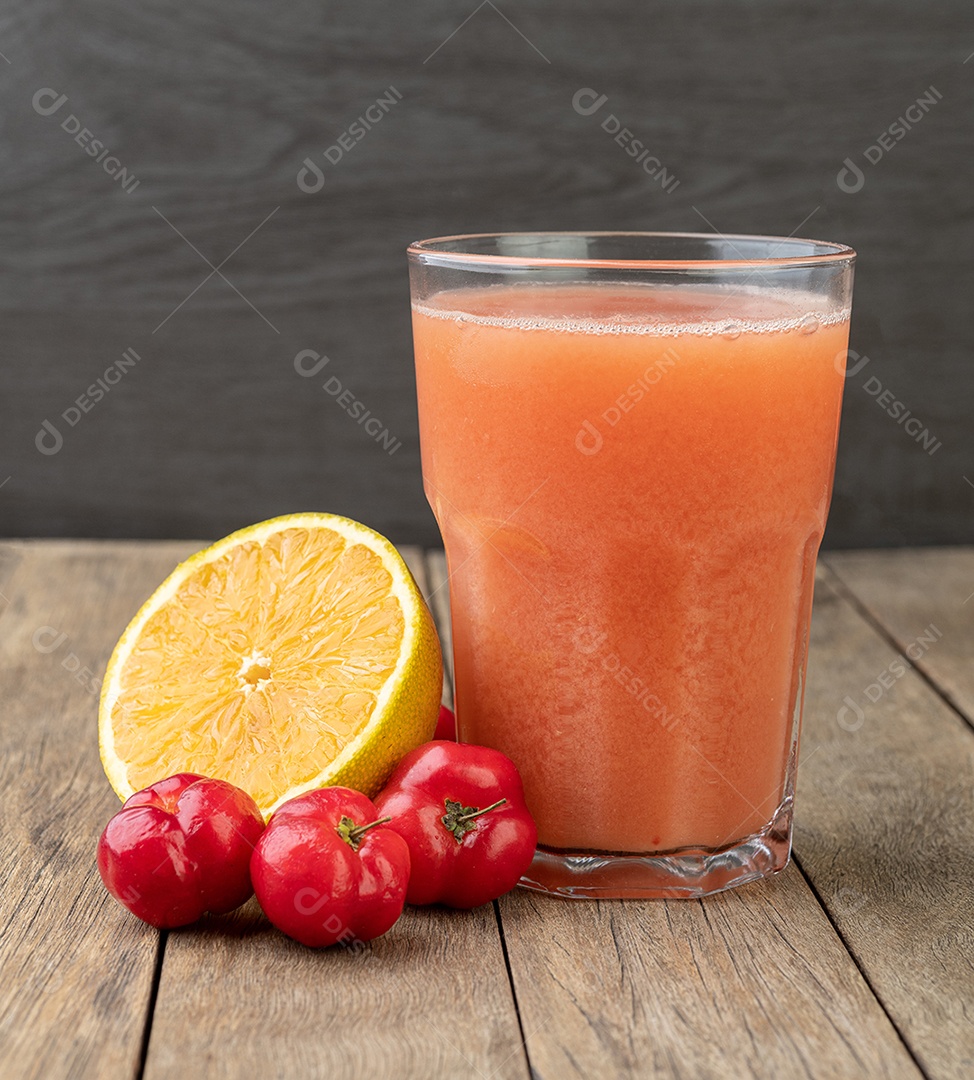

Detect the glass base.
xmin=519 ymin=795 xmax=794 ymax=900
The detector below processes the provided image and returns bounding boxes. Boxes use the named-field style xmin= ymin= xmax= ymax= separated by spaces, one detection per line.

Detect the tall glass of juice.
xmin=407 ymin=233 xmax=855 ymax=898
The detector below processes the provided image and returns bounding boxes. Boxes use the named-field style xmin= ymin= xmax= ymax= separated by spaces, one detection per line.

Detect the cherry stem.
xmin=336 ymin=815 xmax=391 ymax=850
xmin=454 ymin=798 xmax=507 ymax=823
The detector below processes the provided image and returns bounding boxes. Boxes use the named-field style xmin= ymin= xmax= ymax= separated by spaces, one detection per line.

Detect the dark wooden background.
xmin=1 ymin=1 xmax=971 ymax=548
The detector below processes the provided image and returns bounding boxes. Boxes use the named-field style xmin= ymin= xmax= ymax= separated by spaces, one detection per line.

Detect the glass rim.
xmin=407 ymin=231 xmax=856 ymax=271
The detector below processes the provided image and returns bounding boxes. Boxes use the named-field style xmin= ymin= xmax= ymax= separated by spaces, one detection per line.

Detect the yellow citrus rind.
xmin=98 ymin=513 xmax=443 ymax=817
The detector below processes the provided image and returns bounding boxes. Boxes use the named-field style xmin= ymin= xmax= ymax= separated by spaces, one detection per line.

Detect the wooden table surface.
xmin=1 ymin=541 xmax=971 ymax=1080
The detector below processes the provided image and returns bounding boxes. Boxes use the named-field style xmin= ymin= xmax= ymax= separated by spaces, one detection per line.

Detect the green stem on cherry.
xmin=336 ymin=815 xmax=391 ymax=851
xmin=442 ymin=797 xmax=507 ymax=843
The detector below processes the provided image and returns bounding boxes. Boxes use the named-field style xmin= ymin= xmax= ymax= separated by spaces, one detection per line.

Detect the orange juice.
xmin=412 ymin=283 xmax=848 ymax=855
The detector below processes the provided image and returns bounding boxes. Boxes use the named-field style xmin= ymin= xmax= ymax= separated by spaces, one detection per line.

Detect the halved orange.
xmin=99 ymin=514 xmax=443 ymax=817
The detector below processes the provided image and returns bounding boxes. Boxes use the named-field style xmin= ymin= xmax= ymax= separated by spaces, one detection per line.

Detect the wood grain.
xmin=498 ymin=869 xmax=919 ymax=1079
xmin=825 ymin=547 xmax=974 ymax=727
xmin=5 ymin=538 xmax=971 ymax=1079
xmin=793 ymin=566 xmax=974 ymax=1079
xmin=0 ymin=540 xmax=196 ymax=1080
xmin=425 ymin=550 xmax=453 ymax=706
xmin=0 ymin=1 xmax=971 ymax=547
xmin=399 ymin=544 xmax=451 ymax=707
xmin=144 ymin=900 xmax=526 ymax=1080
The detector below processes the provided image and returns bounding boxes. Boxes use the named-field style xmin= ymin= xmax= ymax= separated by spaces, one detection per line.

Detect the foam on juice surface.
xmin=414 ymin=281 xmax=850 ymax=338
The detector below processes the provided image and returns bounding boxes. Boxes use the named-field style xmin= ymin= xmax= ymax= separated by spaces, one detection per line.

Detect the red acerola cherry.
xmin=97 ymin=773 xmax=265 ymax=929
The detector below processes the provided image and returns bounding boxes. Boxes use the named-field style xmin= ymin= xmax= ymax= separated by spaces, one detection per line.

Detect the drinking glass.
xmin=407 ymin=233 xmax=855 ymax=898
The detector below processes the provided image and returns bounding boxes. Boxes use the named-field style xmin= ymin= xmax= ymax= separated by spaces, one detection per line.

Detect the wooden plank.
xmin=400 ymin=545 xmax=451 ymax=706
xmin=824 ymin=547 xmax=974 ymax=726
xmin=142 ymin=545 xmax=527 ymax=1080
xmin=425 ymin=550 xmax=453 ymax=706
xmin=792 ymin=566 xmax=974 ymax=1079
xmin=146 ymin=900 xmax=526 ymax=1080
xmin=499 ymin=868 xmax=919 ymax=1079
xmin=0 ymin=539 xmax=197 ymax=1080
